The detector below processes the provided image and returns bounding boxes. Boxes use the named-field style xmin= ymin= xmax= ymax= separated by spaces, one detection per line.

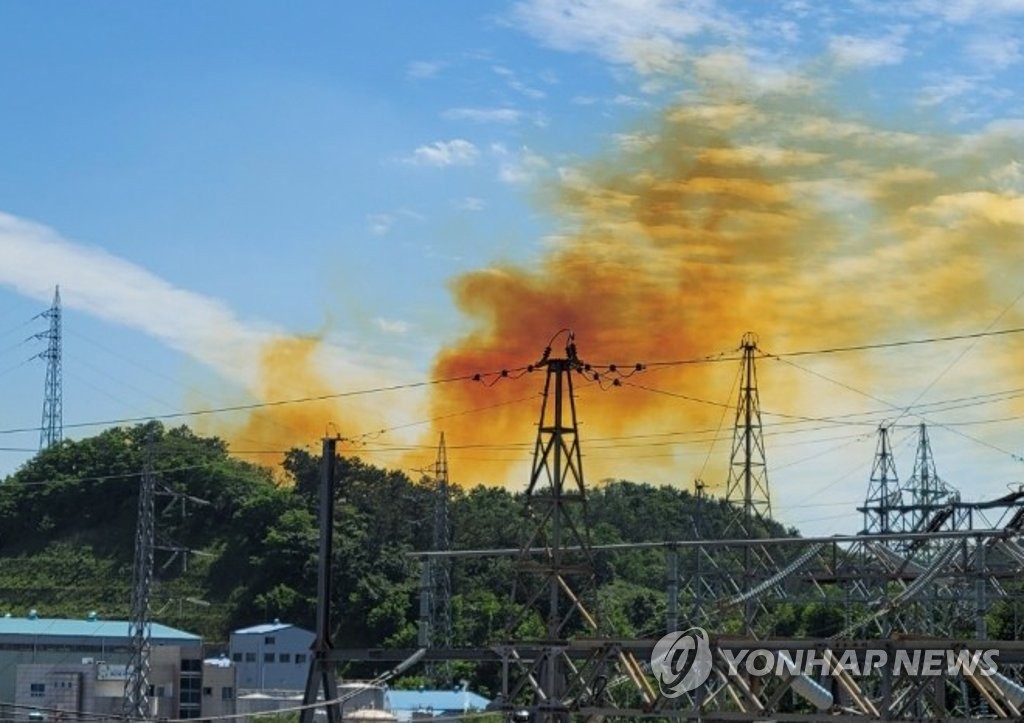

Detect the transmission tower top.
xmin=860 ymin=424 xmax=903 ymax=536
xmin=37 ymin=286 xmax=62 ymax=450
xmin=724 ymin=332 xmax=772 ymax=535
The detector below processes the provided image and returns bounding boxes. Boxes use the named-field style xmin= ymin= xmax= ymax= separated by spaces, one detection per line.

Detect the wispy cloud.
xmin=911 ymin=0 xmax=1024 ymax=23
xmin=965 ymin=34 xmax=1022 ymax=68
xmin=492 ymin=65 xmax=547 ymax=98
xmin=457 ymin=196 xmax=486 ymax=211
xmin=491 ymin=143 xmax=549 ymax=184
xmin=374 ymin=317 xmax=411 ymax=334
xmin=0 ymin=212 xmax=273 ymax=391
xmin=368 ymin=213 xmax=394 ymax=236
xmin=0 ymin=211 xmax=411 ymax=411
xmin=368 ymin=208 xmax=426 ymax=235
xmin=443 ymin=107 xmax=524 ymax=124
xmin=916 ymin=75 xmax=980 ymax=107
xmin=509 ymin=0 xmax=738 ymax=75
xmin=407 ymin=60 xmax=446 ymax=79
xmin=407 ymin=139 xmax=480 ymax=167
xmin=828 ymin=30 xmax=907 ymax=67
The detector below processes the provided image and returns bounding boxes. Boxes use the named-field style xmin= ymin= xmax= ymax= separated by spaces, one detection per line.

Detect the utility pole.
xmin=300 ymin=437 xmax=342 ymax=723
xmin=36 ymin=286 xmax=62 ymax=450
xmin=123 ymin=432 xmax=156 ymax=719
xmin=724 ymin=332 xmax=772 ymax=535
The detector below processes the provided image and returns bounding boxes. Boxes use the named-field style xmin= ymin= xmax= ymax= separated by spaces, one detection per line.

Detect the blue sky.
xmin=1 ymin=1 xmax=1023 ymax=535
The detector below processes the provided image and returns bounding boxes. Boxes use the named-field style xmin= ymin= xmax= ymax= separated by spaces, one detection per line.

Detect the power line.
xmin=2 ymin=324 xmax=1024 ymax=440
xmin=0 ymin=367 xmax=532 ymax=437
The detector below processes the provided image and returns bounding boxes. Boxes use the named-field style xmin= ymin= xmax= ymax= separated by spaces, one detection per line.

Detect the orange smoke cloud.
xmin=200 ymin=334 xmax=400 ymax=472
xmin=427 ymin=93 xmax=1024 ymax=490
xmin=210 ymin=87 xmax=1024 ymax=495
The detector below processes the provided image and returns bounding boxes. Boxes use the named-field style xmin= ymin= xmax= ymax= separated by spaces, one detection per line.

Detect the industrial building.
xmin=229 ymin=620 xmax=314 ymax=691
xmin=0 ymin=613 xmax=235 ymax=722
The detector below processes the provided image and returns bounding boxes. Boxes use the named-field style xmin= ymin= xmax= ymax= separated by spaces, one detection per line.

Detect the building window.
xmin=181 ymin=658 xmax=202 ymax=672
xmin=295 ymin=654 xmax=307 ymax=664
xmin=221 ymin=687 xmax=234 ymax=701
xmin=30 ymin=683 xmax=45 ymax=697
xmin=264 ymin=636 xmax=276 ymax=645
xmin=279 ymin=653 xmax=291 ymax=663
xmin=264 ymin=653 xmax=274 ymax=663
xmin=245 ymin=653 xmax=256 ymax=662
xmin=232 ymin=652 xmax=242 ymax=662
xmin=203 ymin=687 xmax=212 ymax=696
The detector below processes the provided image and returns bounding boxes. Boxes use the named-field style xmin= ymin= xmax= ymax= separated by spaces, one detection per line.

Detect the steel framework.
xmin=123 ymin=434 xmax=155 ymax=719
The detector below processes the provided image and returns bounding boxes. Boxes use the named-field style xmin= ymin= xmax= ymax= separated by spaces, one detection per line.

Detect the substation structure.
xmin=303 ymin=333 xmax=1024 ymax=721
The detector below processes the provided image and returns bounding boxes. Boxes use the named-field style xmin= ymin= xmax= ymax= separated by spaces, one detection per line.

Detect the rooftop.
xmin=386 ymin=689 xmax=490 ymax=714
xmin=0 ymin=616 xmax=200 ymax=641
xmin=234 ymin=621 xmax=309 ymax=635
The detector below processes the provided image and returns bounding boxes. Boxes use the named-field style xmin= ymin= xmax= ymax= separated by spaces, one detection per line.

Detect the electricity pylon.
xmin=36 ymin=286 xmax=62 ymax=450
xmin=724 ymin=332 xmax=772 ymax=536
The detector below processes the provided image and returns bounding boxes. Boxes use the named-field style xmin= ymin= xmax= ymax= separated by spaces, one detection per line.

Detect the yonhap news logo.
xmin=650 ymin=627 xmax=714 ymax=697
xmin=650 ymin=629 xmax=1005 ymax=701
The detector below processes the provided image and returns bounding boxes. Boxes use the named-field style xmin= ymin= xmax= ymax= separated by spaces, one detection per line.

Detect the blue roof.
xmin=0 ymin=617 xmax=200 ymax=642
xmin=386 ymin=690 xmax=490 ymax=714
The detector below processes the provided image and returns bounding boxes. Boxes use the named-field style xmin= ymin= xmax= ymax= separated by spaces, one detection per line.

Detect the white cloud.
xmin=916 ymin=75 xmax=979 ymax=107
xmin=368 ymin=213 xmax=394 ymax=236
xmin=613 ymin=132 xmax=658 ymax=153
xmin=457 ymin=197 xmax=486 ymax=211
xmin=912 ymin=0 xmax=1024 ymax=23
xmin=374 ymin=318 xmax=411 ymax=334
xmin=407 ymin=139 xmax=479 ymax=167
xmin=491 ymin=65 xmax=547 ymax=98
xmin=0 ymin=213 xmax=270 ymax=391
xmin=491 ymin=144 xmax=549 ymax=184
xmin=509 ymin=0 xmax=737 ymax=75
xmin=443 ymin=107 xmax=524 ymax=124
xmin=407 ymin=60 xmax=446 ymax=79
xmin=0 ymin=212 xmax=407 ymax=403
xmin=965 ymin=34 xmax=1022 ymax=68
xmin=829 ymin=31 xmax=907 ymax=67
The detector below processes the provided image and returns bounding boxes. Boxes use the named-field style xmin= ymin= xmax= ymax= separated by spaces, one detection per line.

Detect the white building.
xmin=229 ymin=621 xmax=314 ymax=691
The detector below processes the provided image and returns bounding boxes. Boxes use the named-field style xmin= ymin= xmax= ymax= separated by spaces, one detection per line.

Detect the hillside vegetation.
xmin=0 ymin=422 xmax=807 ymax=690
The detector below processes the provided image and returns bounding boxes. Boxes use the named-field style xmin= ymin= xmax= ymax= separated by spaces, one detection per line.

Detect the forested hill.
xmin=0 ymin=422 xmax=789 ymax=656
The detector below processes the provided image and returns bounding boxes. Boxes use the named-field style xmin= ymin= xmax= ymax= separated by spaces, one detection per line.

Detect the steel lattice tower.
xmin=37 ymin=286 xmax=62 ymax=450
xmin=903 ymin=423 xmax=958 ymax=531
xmin=428 ymin=432 xmax=453 ymax=683
xmin=724 ymin=332 xmax=772 ymax=535
xmin=506 ymin=334 xmax=597 ymax=722
xmin=123 ymin=435 xmax=156 ymax=719
xmin=860 ymin=424 xmax=903 ymax=536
